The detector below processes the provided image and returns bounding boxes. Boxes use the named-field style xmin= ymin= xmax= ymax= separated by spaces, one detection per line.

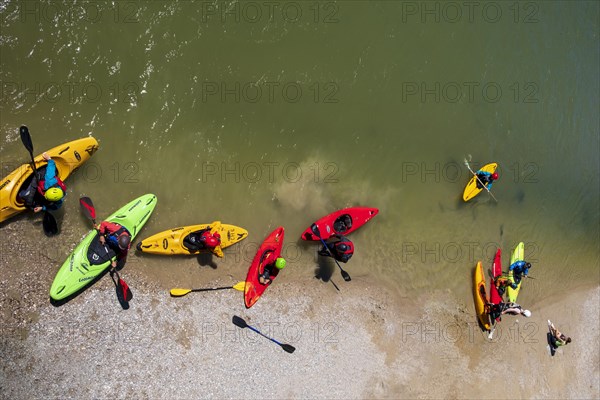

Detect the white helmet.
xmin=523 ymin=309 xmax=532 ymax=318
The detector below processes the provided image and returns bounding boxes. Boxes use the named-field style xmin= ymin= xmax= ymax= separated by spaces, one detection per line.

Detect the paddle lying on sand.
xmin=19 ymin=126 xmax=58 ymax=236
xmin=311 ymin=223 xmax=351 ymax=282
xmin=232 ymin=315 xmax=296 ymax=354
xmin=79 ymin=196 xmax=133 ymax=306
xmin=170 ymin=281 xmax=246 ymax=297
xmin=464 ymin=158 xmax=498 ymax=202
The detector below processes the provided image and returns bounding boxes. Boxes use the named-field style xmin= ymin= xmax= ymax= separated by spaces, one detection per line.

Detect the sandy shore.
xmin=1 ymin=218 xmax=599 ymax=399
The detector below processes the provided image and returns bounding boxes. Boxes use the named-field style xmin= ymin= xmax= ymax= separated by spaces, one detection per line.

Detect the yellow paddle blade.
xmin=232 ymin=281 xmax=245 ymax=291
xmin=170 ymin=288 xmax=192 ymax=297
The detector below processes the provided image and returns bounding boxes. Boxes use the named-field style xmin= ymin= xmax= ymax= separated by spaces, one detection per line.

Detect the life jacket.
xmin=37 ymin=177 xmax=66 ymax=197
xmin=333 ymin=239 xmax=354 ymax=262
xmin=100 ymin=222 xmax=130 ymax=249
xmin=200 ymin=230 xmax=221 ymax=248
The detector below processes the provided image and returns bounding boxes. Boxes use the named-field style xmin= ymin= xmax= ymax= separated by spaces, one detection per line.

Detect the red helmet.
xmin=205 ymin=235 xmax=219 ymax=248
xmin=491 ymin=172 xmax=499 ymax=180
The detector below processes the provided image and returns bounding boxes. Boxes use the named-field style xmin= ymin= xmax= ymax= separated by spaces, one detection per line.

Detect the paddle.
xmin=79 ymin=196 xmax=96 ymax=224
xmin=232 ymin=315 xmax=296 ymax=354
xmin=464 ymin=158 xmax=498 ymax=202
xmin=311 ymin=223 xmax=351 ymax=282
xmin=79 ymin=196 xmax=133 ymax=305
xmin=110 ymin=269 xmax=133 ymax=308
xmin=19 ymin=126 xmax=59 ymax=235
xmin=170 ymin=281 xmax=245 ymax=297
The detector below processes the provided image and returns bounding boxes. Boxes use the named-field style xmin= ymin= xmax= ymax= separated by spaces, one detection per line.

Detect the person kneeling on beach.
xmin=182 ymin=223 xmax=224 ymax=257
xmin=488 ymin=302 xmax=531 ymax=321
xmin=259 ymin=256 xmax=286 ymax=285
xmin=96 ymin=221 xmax=131 ymax=269
xmin=509 ymin=261 xmax=532 ymax=288
xmin=318 ymin=234 xmax=354 ymax=263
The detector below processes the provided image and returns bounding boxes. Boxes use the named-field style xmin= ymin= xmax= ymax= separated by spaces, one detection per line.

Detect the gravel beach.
xmin=1 ymin=218 xmax=599 ymax=399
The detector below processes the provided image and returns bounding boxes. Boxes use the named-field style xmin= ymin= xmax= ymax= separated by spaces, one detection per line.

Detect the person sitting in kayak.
xmin=333 ymin=214 xmax=352 ymax=233
xmin=488 ymin=302 xmax=531 ymax=321
xmin=475 ymin=170 xmax=498 ymax=190
xmin=96 ymin=221 xmax=131 ymax=269
xmin=258 ymin=256 xmax=286 ymax=285
xmin=182 ymin=224 xmax=224 ymax=257
xmin=18 ymin=152 xmax=66 ymax=212
xmin=318 ymin=234 xmax=354 ymax=263
xmin=509 ymin=261 xmax=532 ymax=288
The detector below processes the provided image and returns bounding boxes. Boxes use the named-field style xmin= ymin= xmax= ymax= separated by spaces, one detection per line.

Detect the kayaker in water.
xmin=182 ymin=224 xmax=224 ymax=257
xmin=96 ymin=221 xmax=132 ymax=269
xmin=318 ymin=234 xmax=354 ymax=263
xmin=18 ymin=152 xmax=66 ymax=213
xmin=475 ymin=170 xmax=498 ymax=190
xmin=259 ymin=256 xmax=286 ymax=285
xmin=509 ymin=261 xmax=532 ymax=288
xmin=488 ymin=302 xmax=531 ymax=320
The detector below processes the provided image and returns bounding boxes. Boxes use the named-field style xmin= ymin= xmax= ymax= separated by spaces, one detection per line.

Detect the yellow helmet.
xmin=45 ymin=187 xmax=64 ymax=201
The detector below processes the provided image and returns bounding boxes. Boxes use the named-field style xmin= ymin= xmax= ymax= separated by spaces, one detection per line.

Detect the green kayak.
xmin=50 ymin=194 xmax=157 ymax=301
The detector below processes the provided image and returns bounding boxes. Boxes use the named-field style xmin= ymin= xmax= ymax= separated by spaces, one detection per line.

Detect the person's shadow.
xmin=547 ymin=332 xmax=557 ymax=356
xmin=196 ymin=252 xmax=217 ymax=269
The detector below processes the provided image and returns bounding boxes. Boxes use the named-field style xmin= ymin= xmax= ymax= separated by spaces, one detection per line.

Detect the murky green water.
xmin=1 ymin=1 xmax=598 ymax=304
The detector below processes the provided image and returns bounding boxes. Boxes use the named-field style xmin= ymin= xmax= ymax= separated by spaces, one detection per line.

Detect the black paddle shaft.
xmin=232 ymin=316 xmax=296 ymax=354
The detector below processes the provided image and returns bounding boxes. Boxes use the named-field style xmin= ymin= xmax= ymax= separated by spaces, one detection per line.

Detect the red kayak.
xmin=244 ymin=227 xmax=285 ymax=308
xmin=301 ymin=207 xmax=379 ymax=241
xmin=489 ymin=249 xmax=503 ymax=320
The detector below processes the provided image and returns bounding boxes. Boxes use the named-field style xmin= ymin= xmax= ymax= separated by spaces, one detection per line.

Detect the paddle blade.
xmin=281 ymin=344 xmax=296 ymax=354
xmin=232 ymin=315 xmax=248 ymax=329
xmin=341 ymin=269 xmax=351 ymax=282
xmin=79 ymin=197 xmax=96 ymax=220
xmin=43 ymin=211 xmax=59 ymax=236
xmin=310 ymin=223 xmax=321 ymax=238
xmin=19 ymin=126 xmax=33 ymax=153
xmin=232 ymin=281 xmax=245 ymax=291
xmin=170 ymin=288 xmax=192 ymax=297
xmin=120 ymin=278 xmax=133 ymax=302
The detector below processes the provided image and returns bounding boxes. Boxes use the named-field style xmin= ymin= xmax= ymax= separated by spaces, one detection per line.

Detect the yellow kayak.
xmin=462 ymin=162 xmax=497 ymax=201
xmin=136 ymin=222 xmax=248 ymax=255
xmin=0 ymin=137 xmax=99 ymax=223
xmin=474 ymin=261 xmax=491 ymax=331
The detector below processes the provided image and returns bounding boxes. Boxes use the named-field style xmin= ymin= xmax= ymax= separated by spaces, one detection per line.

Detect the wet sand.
xmin=1 ymin=218 xmax=598 ymax=399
